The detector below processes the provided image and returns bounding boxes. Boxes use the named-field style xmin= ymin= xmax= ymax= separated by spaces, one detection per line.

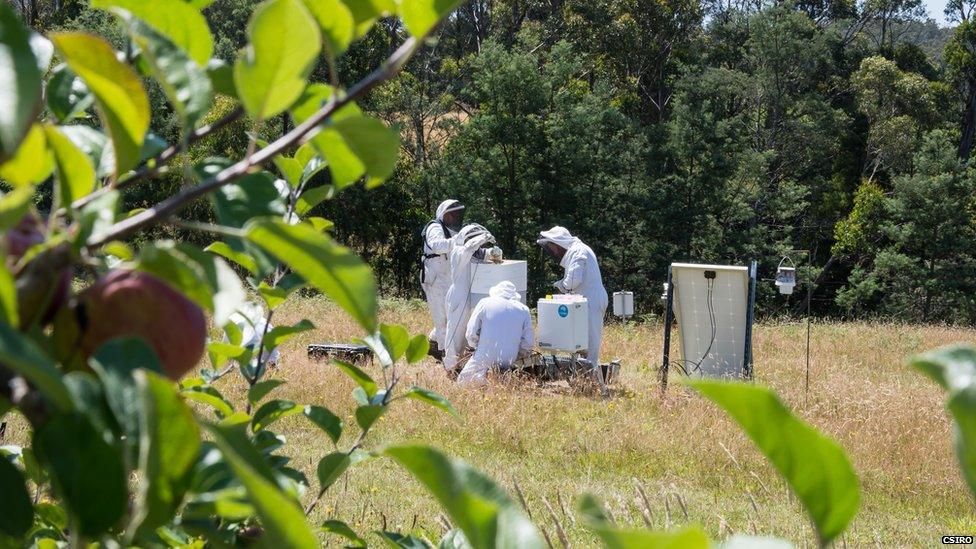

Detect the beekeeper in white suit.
xmin=227 ymin=301 xmax=280 ymax=373
xmin=420 ymin=200 xmax=465 ymax=358
xmin=537 ymin=226 xmax=609 ymax=367
xmin=443 ymin=223 xmax=497 ymax=373
xmin=458 ymin=281 xmax=534 ymax=384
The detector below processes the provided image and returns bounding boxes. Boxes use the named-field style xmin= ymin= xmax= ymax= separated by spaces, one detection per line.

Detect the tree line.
xmin=17 ymin=0 xmax=976 ymax=323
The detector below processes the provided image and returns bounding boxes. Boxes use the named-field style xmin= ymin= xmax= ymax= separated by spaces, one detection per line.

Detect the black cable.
xmin=673 ymin=277 xmax=717 ymax=377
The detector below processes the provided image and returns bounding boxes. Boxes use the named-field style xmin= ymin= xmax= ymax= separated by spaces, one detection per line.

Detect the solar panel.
xmin=669 ymin=263 xmax=752 ymax=378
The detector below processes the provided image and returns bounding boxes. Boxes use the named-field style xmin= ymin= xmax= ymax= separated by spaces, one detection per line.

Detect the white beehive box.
xmin=469 ymin=260 xmax=528 ymax=305
xmin=537 ymin=296 xmax=588 ymax=352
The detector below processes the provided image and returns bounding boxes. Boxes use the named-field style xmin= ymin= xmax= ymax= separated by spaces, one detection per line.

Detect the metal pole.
xmin=661 ymin=267 xmax=674 ymax=393
xmin=743 ymin=260 xmax=757 ymax=380
xmin=805 ymin=281 xmax=812 ymax=395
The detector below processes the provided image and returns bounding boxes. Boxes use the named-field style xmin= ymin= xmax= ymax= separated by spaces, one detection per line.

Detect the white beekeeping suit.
xmin=421 ymin=200 xmax=463 ymax=352
xmin=458 ymin=281 xmax=534 ymax=384
xmin=227 ymin=302 xmax=280 ymax=372
xmin=537 ymin=226 xmax=609 ymax=367
xmin=443 ymin=223 xmax=495 ymax=372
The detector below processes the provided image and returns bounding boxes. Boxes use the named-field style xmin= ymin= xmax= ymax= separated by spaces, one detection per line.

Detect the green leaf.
xmin=0 ymin=124 xmax=52 ymax=187
xmin=333 ymin=115 xmax=400 ymax=184
xmin=346 ymin=0 xmax=394 ymax=38
xmin=0 ymin=455 xmax=33 ymax=537
xmin=274 ymin=155 xmax=303 ymax=187
xmin=34 ymin=502 xmax=67 ymax=530
xmin=296 ymin=184 xmax=333 ymax=215
xmin=63 ymin=372 xmax=117 ymax=443
xmin=50 ymin=32 xmax=149 ymax=175
xmin=909 ymin=345 xmax=976 ymax=501
xmin=300 ymin=0 xmax=354 ymax=58
xmin=316 ymin=451 xmax=350 ymax=492
xmin=0 ymin=2 xmax=43 ymax=163
xmin=398 ymin=0 xmax=464 ymax=38
xmin=76 ymin=188 xmax=119 ymax=248
xmin=208 ymin=424 xmax=319 ymax=548
xmin=33 ymin=413 xmax=127 ymax=537
xmin=0 ymin=185 xmax=34 ymax=230
xmin=257 ymin=281 xmax=290 ymax=309
xmin=380 ymin=323 xmax=410 ymax=363
xmin=402 ymin=387 xmax=457 ymax=417
xmin=0 ymin=322 xmax=72 ymax=410
xmin=137 ymin=241 xmax=245 ymax=327
xmin=44 ymin=125 xmax=95 ymax=206
xmin=251 ymin=399 xmax=303 ymax=432
xmin=47 ymin=64 xmax=94 ymax=123
xmin=207 ymin=59 xmax=237 ymax=99
xmin=334 ymin=360 xmax=377 ymax=397
xmin=234 ymin=0 xmax=321 ymax=120
xmin=122 ymin=15 xmax=213 ymax=129
xmin=132 ymin=370 xmax=201 ymax=537
xmin=690 ymin=381 xmax=859 ymax=545
xmin=248 ymin=379 xmax=286 ymax=405
xmin=182 ymin=387 xmax=235 ymax=418
xmin=376 ymin=531 xmax=433 ymax=548
xmin=246 ymin=219 xmax=377 ymax=331
xmin=174 ymin=243 xmax=246 ymax=327
xmin=89 ymin=338 xmax=164 ymax=462
xmin=205 ymin=241 xmax=258 ymax=274
xmin=578 ymin=494 xmax=709 ymax=549
xmin=209 ymin=168 xmax=287 ymax=227
xmin=93 ymin=0 xmax=213 ymax=64
xmin=103 ymin=241 xmax=134 ymax=260
xmin=306 ymin=115 xmax=400 ymax=190
xmin=321 ymin=519 xmax=366 ymax=547
xmin=405 ymin=334 xmax=429 ymax=364
xmin=0 ymin=263 xmax=17 ymax=327
xmin=99 ymin=0 xmax=213 ymax=63
xmin=355 ymin=404 xmax=385 ymax=431
xmin=59 ymin=125 xmax=110 ymax=178
xmin=384 ymin=445 xmax=545 ymax=549
xmin=304 ymin=405 xmax=342 ymax=444
xmin=262 ymin=319 xmax=314 ymax=349
xmin=307 ymin=216 xmax=334 ymax=232
xmin=295 ymin=141 xmax=318 ymax=166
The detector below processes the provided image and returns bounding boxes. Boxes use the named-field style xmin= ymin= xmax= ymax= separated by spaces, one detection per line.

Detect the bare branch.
xmin=70 ymin=107 xmax=246 ymax=212
xmin=87 ymin=38 xmax=421 ymax=249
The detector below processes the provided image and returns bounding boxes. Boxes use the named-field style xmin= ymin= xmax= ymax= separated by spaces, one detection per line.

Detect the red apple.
xmin=72 ymin=270 xmax=207 ymax=380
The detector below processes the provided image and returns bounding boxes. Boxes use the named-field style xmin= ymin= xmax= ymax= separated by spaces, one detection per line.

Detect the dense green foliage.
xmin=22 ymin=0 xmax=976 ymax=322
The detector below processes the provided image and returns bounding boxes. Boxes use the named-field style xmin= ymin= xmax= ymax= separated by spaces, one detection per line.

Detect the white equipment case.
xmin=537 ymin=296 xmax=589 ymax=352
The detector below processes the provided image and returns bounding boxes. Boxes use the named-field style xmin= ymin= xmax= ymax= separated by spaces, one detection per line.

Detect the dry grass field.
xmin=5 ymin=296 xmax=975 ymax=547
xmin=233 ymin=297 xmax=974 ymax=547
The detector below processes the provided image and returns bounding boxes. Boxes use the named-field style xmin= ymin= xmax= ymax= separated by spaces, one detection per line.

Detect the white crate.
xmin=537 ymin=297 xmax=588 ymax=352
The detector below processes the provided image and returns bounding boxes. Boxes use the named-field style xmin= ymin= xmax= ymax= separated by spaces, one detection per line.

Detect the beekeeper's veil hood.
xmin=436 ymin=199 xmax=465 ymax=221
xmin=488 ymin=280 xmax=520 ymax=301
xmin=458 ymin=223 xmax=493 ymax=244
xmin=537 ymin=226 xmax=578 ymax=249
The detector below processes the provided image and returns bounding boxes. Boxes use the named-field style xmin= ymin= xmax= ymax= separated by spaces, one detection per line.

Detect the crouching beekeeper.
xmin=457 ymin=281 xmax=534 ymax=384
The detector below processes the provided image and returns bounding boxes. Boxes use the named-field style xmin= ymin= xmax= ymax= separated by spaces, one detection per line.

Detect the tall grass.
xmin=6 ymin=296 xmax=972 ymax=546
xmin=257 ymin=297 xmax=975 ymax=546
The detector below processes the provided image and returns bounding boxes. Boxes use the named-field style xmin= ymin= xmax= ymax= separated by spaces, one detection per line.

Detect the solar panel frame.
xmin=669 ymin=263 xmax=752 ymax=379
